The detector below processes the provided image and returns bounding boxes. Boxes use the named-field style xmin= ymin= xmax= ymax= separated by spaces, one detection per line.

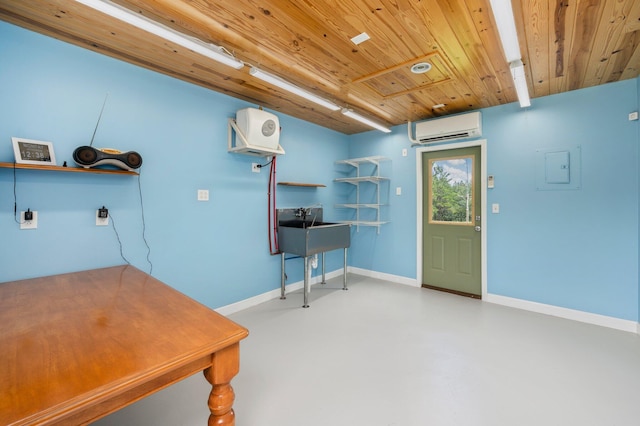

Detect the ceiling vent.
xmin=408 ymin=111 xmax=482 ymax=145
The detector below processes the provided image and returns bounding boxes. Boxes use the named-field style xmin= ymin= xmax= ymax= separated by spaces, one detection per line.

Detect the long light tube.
xmin=489 ymin=0 xmax=521 ymax=63
xmin=510 ymin=60 xmax=531 ymax=108
xmin=249 ymin=67 xmax=340 ymax=111
xmin=341 ymin=109 xmax=391 ymax=133
xmin=75 ymin=0 xmax=244 ymax=69
xmin=489 ymin=0 xmax=530 ymax=108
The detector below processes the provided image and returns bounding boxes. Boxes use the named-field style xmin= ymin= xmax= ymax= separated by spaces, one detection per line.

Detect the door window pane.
xmin=429 ymin=155 xmax=474 ymax=224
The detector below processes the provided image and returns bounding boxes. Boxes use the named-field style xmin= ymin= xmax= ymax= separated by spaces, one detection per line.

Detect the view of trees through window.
xmin=430 ymin=156 xmax=473 ymax=223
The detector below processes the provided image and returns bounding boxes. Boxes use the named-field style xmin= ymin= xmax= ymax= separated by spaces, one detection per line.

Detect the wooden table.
xmin=0 ymin=266 xmax=248 ymax=425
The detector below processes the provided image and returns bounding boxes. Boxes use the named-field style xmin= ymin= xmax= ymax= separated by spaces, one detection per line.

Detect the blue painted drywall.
xmin=2 ymin=21 xmax=639 ymax=322
xmin=484 ymin=83 xmax=638 ymax=320
xmin=637 ymin=74 xmax=640 ymax=323
xmin=345 ymin=128 xmax=418 ymax=279
xmin=0 ymin=22 xmax=349 ymax=307
xmin=348 ymin=81 xmax=639 ymax=321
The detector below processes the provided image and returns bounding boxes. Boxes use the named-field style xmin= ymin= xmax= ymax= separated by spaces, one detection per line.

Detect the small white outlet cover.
xmin=396 ymin=187 xmax=402 ymax=196
xmin=252 ymin=163 xmax=260 ymax=173
xmin=20 ymin=211 xmax=38 ymax=230
xmin=197 ymin=189 xmax=209 ymax=201
xmin=629 ymin=111 xmax=639 ymax=121
xmin=96 ymin=210 xmax=109 ymax=226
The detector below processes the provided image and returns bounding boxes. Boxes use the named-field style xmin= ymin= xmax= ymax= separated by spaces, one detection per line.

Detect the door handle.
xmin=474 ymin=226 xmax=481 ymax=232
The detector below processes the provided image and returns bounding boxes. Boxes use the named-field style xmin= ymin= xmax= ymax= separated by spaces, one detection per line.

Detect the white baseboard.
xmin=348 ymin=267 xmax=419 ymax=287
xmin=215 ymin=268 xmax=345 ymax=316
xmin=485 ymin=293 xmax=639 ymax=334
xmin=216 ymin=268 xmax=640 ymax=336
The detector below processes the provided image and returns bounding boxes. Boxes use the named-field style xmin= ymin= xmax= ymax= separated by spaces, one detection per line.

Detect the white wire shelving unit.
xmin=334 ymin=156 xmax=390 ymax=233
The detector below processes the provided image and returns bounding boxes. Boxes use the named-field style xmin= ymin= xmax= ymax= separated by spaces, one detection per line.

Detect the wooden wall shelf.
xmin=278 ymin=182 xmax=326 ymax=187
xmin=0 ymin=162 xmax=138 ymax=175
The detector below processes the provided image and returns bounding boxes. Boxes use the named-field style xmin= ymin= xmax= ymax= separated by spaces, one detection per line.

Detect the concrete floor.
xmin=95 ymin=274 xmax=640 ymax=426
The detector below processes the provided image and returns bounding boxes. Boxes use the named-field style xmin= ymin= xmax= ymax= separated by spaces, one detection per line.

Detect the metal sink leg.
xmin=343 ymin=248 xmax=348 ymax=291
xmin=321 ymin=252 xmax=326 ymax=284
xmin=280 ymin=252 xmax=286 ymax=299
xmin=303 ymin=256 xmax=311 ymax=308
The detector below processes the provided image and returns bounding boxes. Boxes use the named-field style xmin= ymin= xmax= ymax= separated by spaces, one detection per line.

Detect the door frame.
xmin=416 ymin=139 xmax=487 ymax=299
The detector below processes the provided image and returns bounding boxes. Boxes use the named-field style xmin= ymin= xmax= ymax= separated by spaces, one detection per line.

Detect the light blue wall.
xmin=2 ymin=21 xmax=639 ymax=322
xmin=0 ymin=22 xmax=348 ymax=308
xmin=484 ymin=83 xmax=638 ymax=321
xmin=637 ymin=74 xmax=640 ymax=322
xmin=349 ymin=81 xmax=639 ymax=322
xmin=346 ymin=129 xmax=417 ymax=278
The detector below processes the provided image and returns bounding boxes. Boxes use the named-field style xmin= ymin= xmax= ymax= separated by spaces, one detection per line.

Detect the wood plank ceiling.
xmin=1 ymin=0 xmax=639 ymax=134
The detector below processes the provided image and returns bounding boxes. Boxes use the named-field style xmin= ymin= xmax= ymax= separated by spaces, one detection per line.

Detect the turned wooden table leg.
xmin=203 ymin=343 xmax=241 ymax=426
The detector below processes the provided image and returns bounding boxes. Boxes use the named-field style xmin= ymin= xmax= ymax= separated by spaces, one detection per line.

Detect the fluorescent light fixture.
xmin=341 ymin=109 xmax=391 ymax=133
xmin=510 ymin=60 xmax=531 ymax=108
xmin=489 ymin=0 xmax=521 ymax=63
xmin=249 ymin=67 xmax=340 ymax=111
xmin=489 ymin=0 xmax=531 ymax=108
xmin=75 ymin=0 xmax=244 ymax=69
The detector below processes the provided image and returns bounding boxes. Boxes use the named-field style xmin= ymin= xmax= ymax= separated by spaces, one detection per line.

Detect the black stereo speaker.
xmin=73 ymin=146 xmax=142 ymax=171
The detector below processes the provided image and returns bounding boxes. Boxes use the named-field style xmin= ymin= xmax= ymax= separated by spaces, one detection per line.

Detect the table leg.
xmin=203 ymin=343 xmax=241 ymax=426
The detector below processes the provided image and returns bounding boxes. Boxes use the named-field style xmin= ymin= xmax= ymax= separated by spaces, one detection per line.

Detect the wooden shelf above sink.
xmin=277 ymin=182 xmax=326 ymax=187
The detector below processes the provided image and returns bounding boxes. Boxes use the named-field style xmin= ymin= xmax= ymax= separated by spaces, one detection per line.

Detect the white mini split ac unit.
xmin=228 ymin=107 xmax=285 ymax=156
xmin=408 ymin=111 xmax=482 ymax=145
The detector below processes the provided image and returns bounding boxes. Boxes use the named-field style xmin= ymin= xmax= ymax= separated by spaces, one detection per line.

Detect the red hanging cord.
xmin=267 ymin=156 xmax=279 ymax=255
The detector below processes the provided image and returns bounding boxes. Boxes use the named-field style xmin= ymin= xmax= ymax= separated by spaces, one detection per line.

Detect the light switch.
xmin=396 ymin=187 xmax=402 ymax=196
xmin=492 ymin=203 xmax=500 ymax=213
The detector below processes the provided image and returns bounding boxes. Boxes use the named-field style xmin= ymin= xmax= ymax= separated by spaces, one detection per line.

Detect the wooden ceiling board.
xmin=606 ymin=0 xmax=640 ymax=83
xmin=352 ymin=53 xmax=454 ymax=98
xmin=566 ymin=0 xmax=603 ymax=91
xmin=617 ymin=0 xmax=640 ymax=80
xmin=1 ymin=0 xmax=640 ymax=134
xmin=516 ymin=0 xmax=550 ymax=98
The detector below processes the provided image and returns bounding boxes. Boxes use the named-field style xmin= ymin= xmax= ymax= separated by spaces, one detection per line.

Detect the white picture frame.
xmin=12 ymin=137 xmax=57 ymax=166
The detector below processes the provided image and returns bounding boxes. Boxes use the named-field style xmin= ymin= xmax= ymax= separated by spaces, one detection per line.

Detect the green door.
xmin=422 ymin=146 xmax=481 ymax=297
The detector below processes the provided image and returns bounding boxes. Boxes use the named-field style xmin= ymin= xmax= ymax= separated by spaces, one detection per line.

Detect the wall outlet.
xmin=197 ymin=189 xmax=209 ymax=201
xmin=96 ymin=209 xmax=109 ymax=226
xmin=252 ymin=163 xmax=260 ymax=173
xmin=20 ymin=210 xmax=37 ymax=229
xmin=629 ymin=111 xmax=639 ymax=121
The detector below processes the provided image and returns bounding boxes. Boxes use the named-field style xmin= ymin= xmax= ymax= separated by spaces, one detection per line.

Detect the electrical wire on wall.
xmin=137 ymin=172 xmax=153 ymax=274
xmin=12 ymin=162 xmax=23 ymax=224
xmin=267 ymin=155 xmax=279 ymax=255
xmin=109 ymin=212 xmax=130 ymax=265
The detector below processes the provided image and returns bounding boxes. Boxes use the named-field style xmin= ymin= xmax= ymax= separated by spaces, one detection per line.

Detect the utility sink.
xmin=277 ymin=215 xmax=350 ymax=257
xmin=277 ymin=207 xmax=351 ymax=308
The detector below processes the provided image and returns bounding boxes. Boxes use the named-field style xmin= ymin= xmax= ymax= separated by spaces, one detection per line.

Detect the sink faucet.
xmin=295 ymin=207 xmax=309 ymax=219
